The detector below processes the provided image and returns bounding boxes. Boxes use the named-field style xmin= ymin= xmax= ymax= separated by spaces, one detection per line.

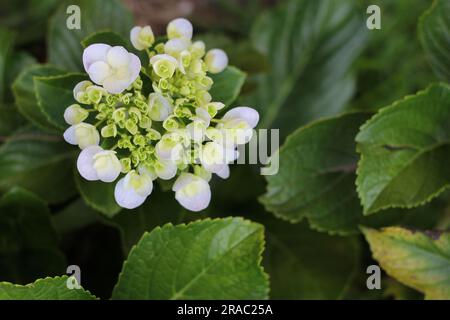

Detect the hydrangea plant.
xmin=63 ymin=18 xmax=259 ymax=211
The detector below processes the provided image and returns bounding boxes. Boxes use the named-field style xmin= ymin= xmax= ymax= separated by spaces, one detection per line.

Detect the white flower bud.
xmin=200 ymin=142 xmax=238 ymax=174
xmin=164 ymin=38 xmax=190 ymax=57
xmin=167 ymin=18 xmax=193 ymax=40
xmin=172 ymin=173 xmax=211 ymax=212
xmin=64 ymin=122 xmax=100 ymax=149
xmin=92 ymin=150 xmax=122 ymax=182
xmin=205 ymin=49 xmax=228 ymax=74
xmin=114 ymin=170 xmax=153 ymax=209
xmin=130 ymin=25 xmax=155 ymax=51
xmin=190 ymin=41 xmax=205 ymax=58
xmin=155 ymin=133 xmax=185 ymax=161
xmin=154 ymin=158 xmax=178 ymax=180
xmin=73 ymin=80 xmax=92 ymax=103
xmin=77 ymin=146 xmax=121 ymax=183
xmin=64 ymin=104 xmax=89 ymax=125
xmin=218 ymin=107 xmax=259 ymax=145
xmin=148 ymin=92 xmax=173 ymax=121
xmin=83 ymin=44 xmax=141 ymax=94
xmin=149 ymin=54 xmax=179 ymax=78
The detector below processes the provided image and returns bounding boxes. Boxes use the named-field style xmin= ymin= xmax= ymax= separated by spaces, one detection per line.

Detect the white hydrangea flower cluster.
xmin=63 ymin=18 xmax=259 ymax=211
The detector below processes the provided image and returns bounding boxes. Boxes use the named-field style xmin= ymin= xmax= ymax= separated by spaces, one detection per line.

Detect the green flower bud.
xmin=155 ymin=43 xmax=165 ymax=54
xmin=133 ymin=134 xmax=146 ymax=147
xmin=146 ymin=128 xmax=161 ymax=140
xmin=121 ymin=93 xmax=133 ymax=105
xmin=152 ymin=56 xmax=177 ymax=79
xmin=125 ymin=118 xmax=139 ymax=135
xmin=133 ymin=78 xmax=143 ymax=90
xmin=106 ymin=94 xmax=118 ymax=106
xmin=112 ymin=108 xmax=126 ymax=123
xmin=86 ymin=86 xmax=105 ymax=104
xmin=129 ymin=107 xmax=142 ymax=121
xmin=163 ymin=116 xmax=179 ymax=131
xmin=196 ymin=90 xmax=212 ymax=105
xmin=101 ymin=124 xmax=117 ymax=138
xmin=180 ymin=86 xmax=190 ymax=96
xmin=120 ymin=158 xmax=132 ymax=173
xmin=139 ymin=115 xmax=152 ymax=129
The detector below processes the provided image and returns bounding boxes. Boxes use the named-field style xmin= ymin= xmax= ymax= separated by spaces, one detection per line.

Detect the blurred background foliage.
xmin=0 ymin=0 xmax=447 ymax=299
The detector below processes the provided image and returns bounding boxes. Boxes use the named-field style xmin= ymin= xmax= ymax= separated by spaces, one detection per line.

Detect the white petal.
xmin=83 ymin=43 xmax=110 ymax=71
xmin=165 ymin=38 xmax=190 ymax=56
xmin=173 ymin=173 xmax=211 ymax=212
xmin=103 ymin=76 xmax=132 ymax=94
xmin=87 ymin=61 xmax=112 ymax=85
xmin=77 ymin=145 xmax=102 ymax=181
xmin=73 ymin=80 xmax=92 ymax=100
xmin=216 ymin=164 xmax=230 ymax=179
xmin=93 ymin=151 xmax=122 ymax=182
xmin=167 ymin=18 xmax=193 ymax=40
xmin=130 ymin=26 xmax=144 ymax=50
xmin=155 ymin=159 xmax=177 ymax=180
xmin=63 ymin=126 xmax=77 ymax=145
xmin=114 ymin=177 xmax=147 ymax=209
xmin=107 ymin=46 xmax=130 ymax=68
xmin=205 ymin=49 xmax=228 ymax=74
xmin=149 ymin=54 xmax=178 ymax=66
xmin=128 ymin=53 xmax=141 ymax=84
xmin=222 ymin=106 xmax=259 ymax=128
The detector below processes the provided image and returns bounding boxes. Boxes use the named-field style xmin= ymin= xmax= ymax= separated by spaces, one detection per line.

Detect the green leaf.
xmin=0 ymin=188 xmax=66 ymax=284
xmin=74 ymin=172 xmax=121 ymax=218
xmin=262 ymin=216 xmax=360 ymax=299
xmin=48 ymin=0 xmax=133 ymax=71
xmin=261 ymin=112 xmax=393 ymax=234
xmin=13 ymin=64 xmax=65 ymax=132
xmin=210 ymin=66 xmax=246 ymax=107
xmin=112 ymin=218 xmax=269 ymax=299
xmin=35 ymin=73 xmax=87 ymax=130
xmin=0 ymin=104 xmax=26 ymax=136
xmin=419 ymin=0 xmax=450 ymax=81
xmin=0 ymin=128 xmax=77 ymax=204
xmin=106 ymin=187 xmax=185 ymax=254
xmin=0 ymin=276 xmax=96 ymax=300
xmin=362 ymin=226 xmax=450 ymax=300
xmin=81 ymin=30 xmax=128 ymax=48
xmin=0 ymin=28 xmax=15 ymax=102
xmin=356 ymin=83 xmax=450 ymax=214
xmin=241 ymin=0 xmax=367 ymax=137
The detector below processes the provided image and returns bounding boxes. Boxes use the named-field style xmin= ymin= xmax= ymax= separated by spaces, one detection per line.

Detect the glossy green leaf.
xmin=362 ymin=226 xmax=450 ymax=300
xmin=0 ymin=28 xmax=15 ymax=102
xmin=0 ymin=276 xmax=96 ymax=300
xmin=0 ymin=128 xmax=77 ymax=204
xmin=209 ymin=66 xmax=246 ymax=107
xmin=356 ymin=83 xmax=450 ymax=214
xmin=419 ymin=0 xmax=450 ymax=81
xmin=112 ymin=218 xmax=269 ymax=299
xmin=262 ymin=216 xmax=360 ymax=299
xmin=74 ymin=172 xmax=121 ymax=218
xmin=81 ymin=30 xmax=128 ymax=48
xmin=48 ymin=0 xmax=133 ymax=71
xmin=241 ymin=0 xmax=367 ymax=137
xmin=0 ymin=188 xmax=66 ymax=284
xmin=35 ymin=73 xmax=87 ymax=130
xmin=12 ymin=65 xmax=65 ymax=132
xmin=0 ymin=104 xmax=26 ymax=136
xmin=107 ymin=187 xmax=185 ymax=254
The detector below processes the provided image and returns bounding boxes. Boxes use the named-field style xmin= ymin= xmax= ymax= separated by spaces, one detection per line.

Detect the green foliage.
xmin=1 ymin=0 xmax=450 ymax=301
xmin=209 ymin=66 xmax=246 ymax=107
xmin=48 ymin=0 xmax=133 ymax=71
xmin=419 ymin=0 xmax=450 ymax=81
xmin=362 ymin=226 xmax=450 ymax=300
xmin=356 ymin=83 xmax=450 ymax=215
xmin=13 ymin=65 xmax=65 ymax=132
xmin=241 ymin=0 xmax=367 ymax=138
xmin=0 ymin=128 xmax=77 ymax=204
xmin=0 ymin=276 xmax=96 ymax=300
xmin=112 ymin=218 xmax=269 ymax=299
xmin=0 ymin=189 xmax=66 ymax=284
xmin=74 ymin=172 xmax=121 ymax=218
